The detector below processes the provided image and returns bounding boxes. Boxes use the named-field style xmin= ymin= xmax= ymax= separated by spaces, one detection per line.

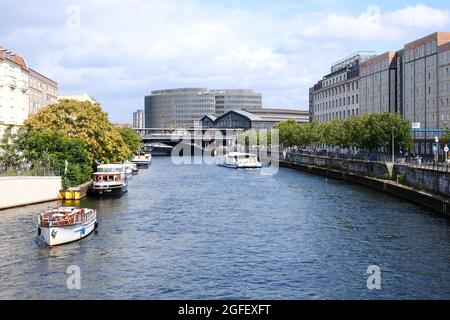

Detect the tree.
xmin=275 ymin=119 xmax=300 ymax=147
xmin=0 ymin=134 xmax=23 ymax=169
xmin=116 ymin=127 xmax=142 ymax=156
xmin=378 ymin=112 xmax=413 ymax=151
xmin=17 ymin=128 xmax=92 ymax=188
xmin=24 ymin=99 xmax=131 ymax=163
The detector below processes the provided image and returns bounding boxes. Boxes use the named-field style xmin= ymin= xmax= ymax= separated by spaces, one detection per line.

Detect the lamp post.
xmin=392 ymin=127 xmax=395 ymax=164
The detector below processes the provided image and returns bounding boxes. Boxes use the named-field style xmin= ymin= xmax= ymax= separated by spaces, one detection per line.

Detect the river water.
xmin=0 ymin=156 xmax=449 ymax=299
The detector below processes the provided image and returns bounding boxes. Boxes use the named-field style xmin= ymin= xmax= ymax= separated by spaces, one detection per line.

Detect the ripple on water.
xmin=0 ymin=157 xmax=449 ymax=299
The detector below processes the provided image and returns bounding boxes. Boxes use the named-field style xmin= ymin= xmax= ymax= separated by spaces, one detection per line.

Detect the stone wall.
xmin=393 ymin=165 xmax=450 ymax=196
xmin=283 ymin=153 xmax=450 ymax=197
xmin=0 ymin=176 xmax=62 ymax=210
xmin=285 ymin=153 xmax=390 ymax=179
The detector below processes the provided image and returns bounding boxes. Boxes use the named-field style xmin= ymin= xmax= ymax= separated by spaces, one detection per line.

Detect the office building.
xmin=145 ymin=88 xmax=262 ymax=128
xmin=310 ymin=52 xmax=377 ymax=122
xmin=133 ymin=109 xmax=145 ymax=129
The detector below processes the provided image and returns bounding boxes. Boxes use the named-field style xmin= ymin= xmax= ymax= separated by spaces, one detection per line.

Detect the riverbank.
xmin=0 ymin=176 xmax=62 ymax=210
xmin=279 ymin=158 xmax=450 ymax=217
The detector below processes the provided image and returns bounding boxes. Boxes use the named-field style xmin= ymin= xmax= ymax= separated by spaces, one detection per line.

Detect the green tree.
xmin=17 ymin=128 xmax=92 ymax=187
xmin=116 ymin=127 xmax=142 ymax=156
xmin=24 ymin=99 xmax=131 ymax=163
xmin=275 ymin=119 xmax=301 ymax=147
xmin=0 ymin=134 xmax=23 ymax=169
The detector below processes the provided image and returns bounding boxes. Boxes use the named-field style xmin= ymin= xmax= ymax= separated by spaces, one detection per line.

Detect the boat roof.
xmin=97 ymin=164 xmax=125 ymax=168
xmin=92 ymin=171 xmax=123 ymax=175
xmin=43 ymin=207 xmax=85 ymax=214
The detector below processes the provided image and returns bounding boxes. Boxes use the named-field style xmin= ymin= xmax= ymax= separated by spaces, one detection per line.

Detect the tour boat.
xmin=122 ymin=161 xmax=136 ymax=176
xmin=88 ymin=169 xmax=128 ymax=196
xmin=219 ymin=152 xmax=262 ymax=169
xmin=38 ymin=207 xmax=97 ymax=246
xmin=130 ymin=163 xmax=139 ymax=175
xmin=132 ymin=152 xmax=152 ymax=168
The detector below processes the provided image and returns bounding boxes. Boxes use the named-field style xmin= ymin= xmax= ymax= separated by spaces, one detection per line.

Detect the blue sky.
xmin=1 ymin=0 xmax=450 ymax=123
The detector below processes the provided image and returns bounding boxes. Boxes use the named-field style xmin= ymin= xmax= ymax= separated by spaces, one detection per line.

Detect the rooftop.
xmin=0 ymin=45 xmax=28 ymax=70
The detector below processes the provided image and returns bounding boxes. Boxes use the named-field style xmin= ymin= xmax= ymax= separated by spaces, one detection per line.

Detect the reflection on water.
xmin=0 ymin=157 xmax=449 ymax=299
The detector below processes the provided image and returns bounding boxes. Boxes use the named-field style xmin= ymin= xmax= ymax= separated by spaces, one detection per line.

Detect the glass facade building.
xmin=145 ymin=88 xmax=262 ymax=128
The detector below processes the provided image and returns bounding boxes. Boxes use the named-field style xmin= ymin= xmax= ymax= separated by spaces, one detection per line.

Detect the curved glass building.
xmin=145 ymin=88 xmax=262 ymax=128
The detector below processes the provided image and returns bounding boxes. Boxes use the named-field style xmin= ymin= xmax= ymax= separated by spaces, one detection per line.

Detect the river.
xmin=0 ymin=156 xmax=449 ymax=299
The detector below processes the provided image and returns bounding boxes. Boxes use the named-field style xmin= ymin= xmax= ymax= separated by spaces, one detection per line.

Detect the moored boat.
xmin=219 ymin=152 xmax=262 ymax=169
xmin=87 ymin=170 xmax=128 ymax=197
xmin=122 ymin=161 xmax=136 ymax=177
xmin=132 ymin=152 xmax=152 ymax=168
xmin=38 ymin=207 xmax=97 ymax=246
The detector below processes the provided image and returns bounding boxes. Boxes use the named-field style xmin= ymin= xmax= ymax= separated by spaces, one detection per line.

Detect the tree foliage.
xmin=24 ymin=99 xmax=131 ymax=163
xmin=0 ymin=135 xmax=23 ymax=169
xmin=17 ymin=128 xmax=92 ymax=188
xmin=116 ymin=126 xmax=142 ymax=156
xmin=276 ymin=112 xmax=413 ymax=152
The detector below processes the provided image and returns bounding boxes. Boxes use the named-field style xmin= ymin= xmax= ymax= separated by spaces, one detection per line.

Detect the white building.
xmin=133 ymin=109 xmax=145 ymax=129
xmin=0 ymin=45 xmax=30 ymax=140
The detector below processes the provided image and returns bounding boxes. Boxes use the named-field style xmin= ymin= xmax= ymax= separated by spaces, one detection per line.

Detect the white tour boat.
xmin=122 ymin=161 xmax=137 ymax=176
xmin=219 ymin=152 xmax=262 ymax=169
xmin=88 ymin=169 xmax=128 ymax=197
xmin=38 ymin=207 xmax=97 ymax=246
xmin=132 ymin=152 xmax=152 ymax=168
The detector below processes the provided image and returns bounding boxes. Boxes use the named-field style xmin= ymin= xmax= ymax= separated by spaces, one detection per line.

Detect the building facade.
xmin=145 ymin=88 xmax=262 ymax=128
xmin=133 ymin=109 xmax=145 ymax=129
xmin=359 ymin=52 xmax=398 ymax=115
xmin=360 ymin=32 xmax=450 ymax=154
xmin=0 ymin=46 xmax=29 ymax=139
xmin=29 ymin=68 xmax=58 ymax=115
xmin=310 ymin=52 xmax=376 ymax=122
xmin=211 ymin=89 xmax=262 ymax=115
xmin=402 ymin=32 xmax=450 ymax=153
xmin=309 ymin=32 xmax=450 ymax=155
xmin=202 ymin=108 xmax=309 ymax=130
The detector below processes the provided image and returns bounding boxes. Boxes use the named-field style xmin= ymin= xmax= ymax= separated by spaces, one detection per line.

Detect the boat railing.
xmin=39 ymin=213 xmax=83 ymax=228
xmin=92 ymin=180 xmax=124 ymax=187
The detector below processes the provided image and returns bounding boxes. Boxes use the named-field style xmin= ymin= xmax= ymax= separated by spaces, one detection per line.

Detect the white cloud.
xmin=384 ymin=4 xmax=450 ymax=29
xmin=1 ymin=1 xmax=450 ymax=122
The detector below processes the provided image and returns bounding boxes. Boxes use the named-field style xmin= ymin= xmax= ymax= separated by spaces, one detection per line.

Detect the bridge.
xmin=135 ymin=128 xmax=243 ymax=150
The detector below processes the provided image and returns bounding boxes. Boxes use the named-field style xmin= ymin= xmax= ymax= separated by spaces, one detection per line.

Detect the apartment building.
xmin=0 ymin=46 xmax=29 ymax=139
xmin=29 ymin=68 xmax=58 ymax=114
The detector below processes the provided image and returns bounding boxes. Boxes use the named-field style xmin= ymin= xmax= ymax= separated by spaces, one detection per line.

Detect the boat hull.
xmin=133 ymin=161 xmax=150 ymax=169
xmin=218 ymin=163 xmax=262 ymax=169
xmin=87 ymin=184 xmax=128 ymax=197
xmin=39 ymin=219 xmax=97 ymax=246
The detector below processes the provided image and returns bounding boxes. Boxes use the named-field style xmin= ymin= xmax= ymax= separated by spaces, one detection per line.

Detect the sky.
xmin=1 ymin=0 xmax=450 ymax=123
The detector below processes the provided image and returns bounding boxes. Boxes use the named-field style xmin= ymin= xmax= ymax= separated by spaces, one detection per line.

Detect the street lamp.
xmin=392 ymin=127 xmax=395 ymax=164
